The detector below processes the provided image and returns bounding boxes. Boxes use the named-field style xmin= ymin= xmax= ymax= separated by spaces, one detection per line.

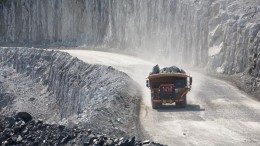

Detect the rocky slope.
xmin=0 ymin=47 xmax=141 ymax=137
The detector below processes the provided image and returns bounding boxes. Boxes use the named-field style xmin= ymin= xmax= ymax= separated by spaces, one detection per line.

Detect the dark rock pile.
xmin=0 ymin=112 xmax=166 ymax=146
xmin=150 ymin=65 xmax=186 ymax=75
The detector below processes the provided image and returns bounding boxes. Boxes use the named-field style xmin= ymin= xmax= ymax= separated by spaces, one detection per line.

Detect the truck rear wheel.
xmin=176 ymin=96 xmax=187 ymax=108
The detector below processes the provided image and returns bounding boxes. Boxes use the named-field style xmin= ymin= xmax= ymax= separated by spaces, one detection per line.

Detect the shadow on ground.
xmin=156 ymin=104 xmax=205 ymax=112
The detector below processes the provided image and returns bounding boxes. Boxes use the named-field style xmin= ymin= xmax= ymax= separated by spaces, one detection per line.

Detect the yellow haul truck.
xmin=146 ymin=72 xmax=192 ymax=109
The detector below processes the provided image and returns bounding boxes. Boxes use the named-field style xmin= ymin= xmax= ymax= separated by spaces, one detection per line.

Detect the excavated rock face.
xmin=0 ymin=47 xmax=140 ymax=137
xmin=203 ymin=1 xmax=260 ymax=75
xmin=0 ymin=0 xmax=109 ymax=46
xmin=0 ymin=0 xmax=259 ymax=76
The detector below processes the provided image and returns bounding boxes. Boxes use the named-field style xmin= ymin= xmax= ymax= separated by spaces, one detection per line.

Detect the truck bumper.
xmin=153 ymin=99 xmax=174 ymax=104
xmin=152 ymin=100 xmax=162 ymax=103
xmin=153 ymin=98 xmax=185 ymax=104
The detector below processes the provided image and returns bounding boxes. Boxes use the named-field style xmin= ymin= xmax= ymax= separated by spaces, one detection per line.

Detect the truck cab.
xmin=146 ymin=73 xmax=192 ymax=109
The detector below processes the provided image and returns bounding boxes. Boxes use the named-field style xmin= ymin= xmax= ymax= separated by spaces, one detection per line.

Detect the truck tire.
xmin=152 ymin=101 xmax=162 ymax=109
xmin=152 ymin=101 xmax=157 ymax=109
xmin=176 ymin=96 xmax=187 ymax=108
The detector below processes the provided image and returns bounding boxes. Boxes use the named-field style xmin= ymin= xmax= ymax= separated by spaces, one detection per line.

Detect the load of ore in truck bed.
xmin=150 ymin=65 xmax=186 ymax=75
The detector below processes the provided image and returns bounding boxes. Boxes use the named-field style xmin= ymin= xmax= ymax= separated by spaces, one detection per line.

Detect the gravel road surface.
xmin=63 ymin=50 xmax=260 ymax=146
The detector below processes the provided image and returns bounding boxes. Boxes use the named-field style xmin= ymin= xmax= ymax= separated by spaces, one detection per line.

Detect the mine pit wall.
xmin=0 ymin=0 xmax=259 ymax=94
xmin=0 ymin=47 xmax=140 ymax=136
xmin=0 ymin=0 xmax=108 ymax=46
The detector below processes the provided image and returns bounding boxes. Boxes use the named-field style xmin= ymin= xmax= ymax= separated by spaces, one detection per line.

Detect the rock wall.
xmin=0 ymin=0 xmax=259 ymax=75
xmin=0 ymin=0 xmax=259 ymax=90
xmin=0 ymin=47 xmax=140 ymax=136
xmin=0 ymin=0 xmax=109 ymax=46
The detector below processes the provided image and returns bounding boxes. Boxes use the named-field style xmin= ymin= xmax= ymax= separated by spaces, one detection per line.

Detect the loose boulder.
xmin=15 ymin=112 xmax=32 ymax=123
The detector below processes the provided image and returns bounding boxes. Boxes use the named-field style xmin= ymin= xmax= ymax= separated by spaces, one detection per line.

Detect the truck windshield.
xmin=175 ymin=78 xmax=186 ymax=88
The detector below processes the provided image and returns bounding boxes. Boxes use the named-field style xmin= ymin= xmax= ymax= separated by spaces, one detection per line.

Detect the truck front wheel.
xmin=152 ymin=101 xmax=157 ymax=109
xmin=176 ymin=96 xmax=187 ymax=108
xmin=152 ymin=101 xmax=162 ymax=109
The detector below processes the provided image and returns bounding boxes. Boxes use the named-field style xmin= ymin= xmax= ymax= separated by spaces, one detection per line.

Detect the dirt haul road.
xmin=63 ymin=50 xmax=260 ymax=146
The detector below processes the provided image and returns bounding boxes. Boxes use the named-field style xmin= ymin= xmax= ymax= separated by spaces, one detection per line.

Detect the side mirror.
xmin=146 ymin=80 xmax=150 ymax=87
xmin=190 ymin=77 xmax=192 ymax=86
